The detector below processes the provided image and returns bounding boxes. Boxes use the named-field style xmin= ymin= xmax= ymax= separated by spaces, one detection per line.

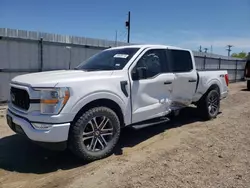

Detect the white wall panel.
xmin=0 ymin=40 xmax=9 ymax=68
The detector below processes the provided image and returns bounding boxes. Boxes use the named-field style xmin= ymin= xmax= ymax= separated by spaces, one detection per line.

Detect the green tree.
xmin=231 ymin=51 xmax=247 ymax=59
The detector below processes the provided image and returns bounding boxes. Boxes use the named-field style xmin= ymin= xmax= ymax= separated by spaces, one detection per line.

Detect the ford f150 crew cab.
xmin=6 ymin=44 xmax=229 ymax=161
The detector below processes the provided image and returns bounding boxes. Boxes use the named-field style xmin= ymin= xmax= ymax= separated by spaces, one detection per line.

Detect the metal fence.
xmin=0 ymin=28 xmax=246 ymax=102
xmin=194 ymin=56 xmax=245 ymax=82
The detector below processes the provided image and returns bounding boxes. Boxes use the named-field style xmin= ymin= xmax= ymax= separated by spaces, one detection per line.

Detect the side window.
xmin=168 ymin=50 xmax=193 ymax=72
xmin=135 ymin=49 xmax=168 ymax=79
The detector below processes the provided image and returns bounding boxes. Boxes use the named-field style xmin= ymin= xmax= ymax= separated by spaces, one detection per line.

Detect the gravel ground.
xmin=0 ymin=82 xmax=250 ymax=188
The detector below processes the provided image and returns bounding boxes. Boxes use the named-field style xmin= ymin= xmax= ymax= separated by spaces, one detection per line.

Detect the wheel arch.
xmin=206 ymin=84 xmax=220 ymax=95
xmin=197 ymin=83 xmax=221 ymax=105
xmin=72 ymin=98 xmax=125 ymax=128
xmin=205 ymin=78 xmax=222 ymax=97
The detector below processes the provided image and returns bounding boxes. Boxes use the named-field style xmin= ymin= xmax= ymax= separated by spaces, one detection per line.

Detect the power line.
xmin=116 ymin=30 xmax=127 ymax=42
xmin=118 ymin=30 xmax=127 ymax=42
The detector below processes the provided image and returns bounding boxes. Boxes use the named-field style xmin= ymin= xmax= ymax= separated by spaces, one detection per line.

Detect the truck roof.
xmin=107 ymin=44 xmax=186 ymax=51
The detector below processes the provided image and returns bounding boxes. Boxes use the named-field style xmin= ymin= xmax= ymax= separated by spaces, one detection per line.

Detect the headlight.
xmin=34 ymin=87 xmax=70 ymax=114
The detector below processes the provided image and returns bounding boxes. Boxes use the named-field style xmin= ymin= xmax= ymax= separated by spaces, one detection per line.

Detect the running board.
xmin=131 ymin=117 xmax=170 ymax=130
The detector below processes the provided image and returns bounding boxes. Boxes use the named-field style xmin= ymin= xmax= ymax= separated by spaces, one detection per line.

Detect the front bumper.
xmin=6 ymin=109 xmax=71 ymax=143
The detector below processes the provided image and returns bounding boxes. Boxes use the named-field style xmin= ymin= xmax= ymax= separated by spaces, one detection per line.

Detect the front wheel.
xmin=69 ymin=107 xmax=121 ymax=161
xmin=197 ymin=89 xmax=220 ymax=120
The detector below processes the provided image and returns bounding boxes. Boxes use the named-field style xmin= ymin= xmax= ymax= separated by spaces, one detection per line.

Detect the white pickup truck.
xmin=6 ymin=44 xmax=229 ymax=161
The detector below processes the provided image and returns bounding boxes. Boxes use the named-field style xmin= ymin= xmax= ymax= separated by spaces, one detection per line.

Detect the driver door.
xmin=129 ymin=48 xmax=175 ymax=124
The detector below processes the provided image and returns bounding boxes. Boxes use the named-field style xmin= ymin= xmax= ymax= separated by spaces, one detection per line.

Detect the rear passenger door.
xmin=167 ymin=49 xmax=197 ymax=108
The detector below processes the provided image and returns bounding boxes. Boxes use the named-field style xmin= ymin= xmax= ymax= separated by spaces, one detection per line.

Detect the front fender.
xmin=71 ymin=91 xmax=126 ymax=116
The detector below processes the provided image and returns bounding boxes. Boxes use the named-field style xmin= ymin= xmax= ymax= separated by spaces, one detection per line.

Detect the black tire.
xmin=69 ymin=107 xmax=121 ymax=161
xmin=197 ymin=89 xmax=220 ymax=120
xmin=247 ymin=80 xmax=250 ymax=91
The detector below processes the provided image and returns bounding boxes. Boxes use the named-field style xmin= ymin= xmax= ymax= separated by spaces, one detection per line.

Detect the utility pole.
xmin=226 ymin=45 xmax=233 ymax=56
xmin=204 ymin=48 xmax=208 ymax=53
xmin=199 ymin=45 xmax=202 ymax=52
xmin=125 ymin=11 xmax=131 ymax=43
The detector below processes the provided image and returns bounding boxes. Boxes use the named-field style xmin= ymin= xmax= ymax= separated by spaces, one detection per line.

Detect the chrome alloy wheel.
xmin=82 ymin=116 xmax=114 ymax=152
xmin=207 ymin=92 xmax=219 ymax=116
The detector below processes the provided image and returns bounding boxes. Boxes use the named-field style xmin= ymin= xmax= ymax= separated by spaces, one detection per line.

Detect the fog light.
xmin=32 ymin=123 xmax=53 ymax=130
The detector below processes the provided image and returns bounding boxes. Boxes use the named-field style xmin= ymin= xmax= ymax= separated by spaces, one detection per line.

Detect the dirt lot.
xmin=0 ymin=82 xmax=250 ymax=188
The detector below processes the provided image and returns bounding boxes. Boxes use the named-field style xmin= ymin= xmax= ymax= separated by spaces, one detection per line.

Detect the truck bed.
xmin=192 ymin=70 xmax=229 ymax=102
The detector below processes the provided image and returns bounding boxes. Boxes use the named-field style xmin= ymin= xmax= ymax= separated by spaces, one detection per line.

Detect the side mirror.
xmin=132 ymin=67 xmax=147 ymax=80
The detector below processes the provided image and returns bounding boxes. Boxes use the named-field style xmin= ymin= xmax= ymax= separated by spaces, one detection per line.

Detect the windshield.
xmin=75 ymin=47 xmax=139 ymax=71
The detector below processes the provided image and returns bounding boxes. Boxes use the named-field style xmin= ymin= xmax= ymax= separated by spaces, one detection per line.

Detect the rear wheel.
xmin=69 ymin=107 xmax=121 ymax=161
xmin=197 ymin=89 xmax=220 ymax=120
xmin=247 ymin=80 xmax=250 ymax=91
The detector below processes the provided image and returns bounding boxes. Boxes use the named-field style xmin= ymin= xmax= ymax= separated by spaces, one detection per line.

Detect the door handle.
xmin=164 ymin=81 xmax=172 ymax=85
xmin=188 ymin=79 xmax=197 ymax=83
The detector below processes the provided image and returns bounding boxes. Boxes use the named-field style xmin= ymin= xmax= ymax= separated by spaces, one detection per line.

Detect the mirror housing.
xmin=132 ymin=67 xmax=147 ymax=80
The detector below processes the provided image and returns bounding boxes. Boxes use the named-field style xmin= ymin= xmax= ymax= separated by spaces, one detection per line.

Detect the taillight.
xmin=225 ymin=74 xmax=229 ymax=86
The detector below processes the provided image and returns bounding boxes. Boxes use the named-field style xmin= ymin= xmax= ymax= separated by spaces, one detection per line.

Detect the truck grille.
xmin=10 ymin=87 xmax=30 ymax=110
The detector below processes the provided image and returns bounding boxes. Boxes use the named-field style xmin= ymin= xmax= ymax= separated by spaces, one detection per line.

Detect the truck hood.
xmin=11 ymin=70 xmax=114 ymax=87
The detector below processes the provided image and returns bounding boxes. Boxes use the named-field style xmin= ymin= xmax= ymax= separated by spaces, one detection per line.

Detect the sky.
xmin=1 ymin=0 xmax=250 ymax=56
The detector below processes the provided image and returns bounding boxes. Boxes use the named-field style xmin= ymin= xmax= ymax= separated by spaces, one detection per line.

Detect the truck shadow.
xmin=241 ymin=89 xmax=249 ymax=92
xmin=114 ymin=106 xmax=209 ymax=155
xmin=0 ymin=107 xmax=211 ymax=174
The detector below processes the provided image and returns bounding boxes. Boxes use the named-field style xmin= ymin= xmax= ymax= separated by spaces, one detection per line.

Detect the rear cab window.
xmin=167 ymin=49 xmax=193 ymax=72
